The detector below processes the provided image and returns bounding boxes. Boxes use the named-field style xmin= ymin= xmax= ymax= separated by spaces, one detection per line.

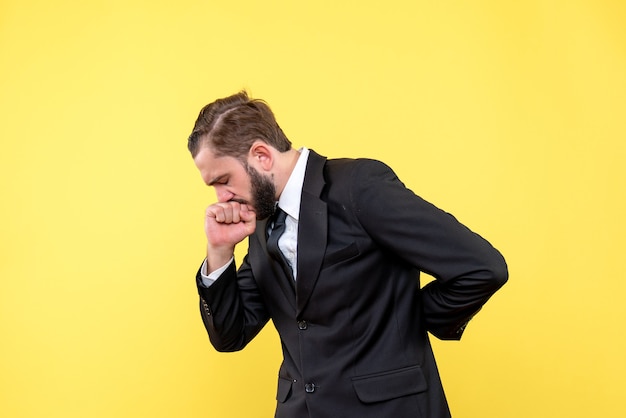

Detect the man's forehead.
xmin=194 ymin=146 xmax=229 ymax=167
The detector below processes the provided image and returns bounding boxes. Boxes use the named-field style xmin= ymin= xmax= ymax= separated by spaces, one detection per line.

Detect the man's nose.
xmin=215 ymin=187 xmax=234 ymax=203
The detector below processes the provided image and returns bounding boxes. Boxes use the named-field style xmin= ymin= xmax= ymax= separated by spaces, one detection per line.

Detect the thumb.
xmin=240 ymin=204 xmax=257 ymax=222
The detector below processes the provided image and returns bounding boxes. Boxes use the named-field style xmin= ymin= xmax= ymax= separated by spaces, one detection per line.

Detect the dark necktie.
xmin=267 ymin=207 xmax=293 ymax=280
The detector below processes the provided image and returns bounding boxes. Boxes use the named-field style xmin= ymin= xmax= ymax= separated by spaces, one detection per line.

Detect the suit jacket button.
xmin=298 ymin=320 xmax=308 ymax=330
xmin=305 ymin=383 xmax=316 ymax=393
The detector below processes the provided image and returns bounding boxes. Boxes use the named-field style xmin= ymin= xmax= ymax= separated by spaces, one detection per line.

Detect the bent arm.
xmin=419 ymin=242 xmax=508 ymax=340
xmin=353 ymin=160 xmax=508 ymax=340
xmin=196 ymin=256 xmax=270 ymax=352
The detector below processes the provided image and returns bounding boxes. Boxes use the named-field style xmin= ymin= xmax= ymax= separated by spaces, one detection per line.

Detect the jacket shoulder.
xmin=323 ymin=157 xmax=396 ymax=182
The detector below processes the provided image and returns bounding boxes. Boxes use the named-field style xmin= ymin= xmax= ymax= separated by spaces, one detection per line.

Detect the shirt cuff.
xmin=200 ymin=257 xmax=234 ymax=287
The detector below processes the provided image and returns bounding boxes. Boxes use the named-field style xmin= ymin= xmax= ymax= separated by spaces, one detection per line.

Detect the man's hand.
xmin=204 ymin=201 xmax=256 ymax=271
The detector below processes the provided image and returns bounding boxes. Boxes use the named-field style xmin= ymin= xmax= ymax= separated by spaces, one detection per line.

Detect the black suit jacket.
xmin=196 ymin=150 xmax=508 ymax=418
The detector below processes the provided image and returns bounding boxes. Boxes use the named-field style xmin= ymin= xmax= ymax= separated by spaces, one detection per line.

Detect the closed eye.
xmin=208 ymin=175 xmax=229 ymax=186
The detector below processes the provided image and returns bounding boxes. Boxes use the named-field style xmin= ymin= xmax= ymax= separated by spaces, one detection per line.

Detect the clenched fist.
xmin=204 ymin=201 xmax=257 ymax=271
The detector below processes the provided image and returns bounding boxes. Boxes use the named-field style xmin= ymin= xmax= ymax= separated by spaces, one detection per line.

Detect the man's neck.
xmin=274 ymin=148 xmax=301 ymax=198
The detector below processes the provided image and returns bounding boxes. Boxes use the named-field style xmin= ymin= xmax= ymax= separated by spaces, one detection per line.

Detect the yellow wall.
xmin=1 ymin=1 xmax=625 ymax=417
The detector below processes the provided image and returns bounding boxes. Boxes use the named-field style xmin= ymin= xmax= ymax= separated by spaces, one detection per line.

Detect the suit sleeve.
xmin=196 ymin=255 xmax=270 ymax=351
xmin=351 ymin=160 xmax=508 ymax=340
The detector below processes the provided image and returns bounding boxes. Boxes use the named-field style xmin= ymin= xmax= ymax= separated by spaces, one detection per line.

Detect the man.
xmin=187 ymin=91 xmax=508 ymax=418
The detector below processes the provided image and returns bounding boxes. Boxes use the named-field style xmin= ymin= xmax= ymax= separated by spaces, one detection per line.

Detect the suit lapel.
xmin=254 ymin=218 xmax=297 ymax=311
xmin=296 ymin=151 xmax=328 ymax=315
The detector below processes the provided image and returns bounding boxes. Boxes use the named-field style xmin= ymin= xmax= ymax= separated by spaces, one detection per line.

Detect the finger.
xmin=230 ymin=206 xmax=242 ymax=223
xmin=223 ymin=201 xmax=243 ymax=224
xmin=206 ymin=204 xmax=226 ymax=223
xmin=205 ymin=206 xmax=218 ymax=219
xmin=239 ymin=205 xmax=257 ymax=235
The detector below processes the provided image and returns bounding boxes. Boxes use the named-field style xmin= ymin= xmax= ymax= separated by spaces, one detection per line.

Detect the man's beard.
xmin=246 ymin=164 xmax=277 ymax=220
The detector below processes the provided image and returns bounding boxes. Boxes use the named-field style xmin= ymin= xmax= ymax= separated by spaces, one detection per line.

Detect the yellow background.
xmin=1 ymin=1 xmax=625 ymax=417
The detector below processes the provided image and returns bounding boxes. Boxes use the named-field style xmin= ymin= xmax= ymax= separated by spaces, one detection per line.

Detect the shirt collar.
xmin=277 ymin=147 xmax=309 ymax=221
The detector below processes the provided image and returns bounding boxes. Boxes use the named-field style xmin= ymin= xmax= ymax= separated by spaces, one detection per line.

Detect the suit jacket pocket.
xmin=321 ymin=242 xmax=359 ymax=270
xmin=276 ymin=377 xmax=293 ymax=403
xmin=352 ymin=365 xmax=428 ymax=404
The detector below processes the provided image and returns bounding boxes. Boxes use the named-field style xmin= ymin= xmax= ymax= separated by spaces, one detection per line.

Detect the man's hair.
xmin=187 ymin=91 xmax=292 ymax=160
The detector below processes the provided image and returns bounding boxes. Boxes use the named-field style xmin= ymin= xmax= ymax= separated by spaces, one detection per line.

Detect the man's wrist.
xmin=206 ymin=245 xmax=235 ymax=273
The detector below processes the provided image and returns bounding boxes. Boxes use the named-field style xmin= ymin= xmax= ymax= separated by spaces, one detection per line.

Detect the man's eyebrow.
xmin=207 ymin=174 xmax=227 ymax=186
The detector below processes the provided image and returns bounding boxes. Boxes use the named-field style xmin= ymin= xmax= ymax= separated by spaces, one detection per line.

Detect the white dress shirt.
xmin=200 ymin=148 xmax=310 ymax=286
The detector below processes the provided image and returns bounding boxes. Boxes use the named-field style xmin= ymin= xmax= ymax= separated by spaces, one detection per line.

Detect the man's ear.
xmin=248 ymin=141 xmax=274 ymax=172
